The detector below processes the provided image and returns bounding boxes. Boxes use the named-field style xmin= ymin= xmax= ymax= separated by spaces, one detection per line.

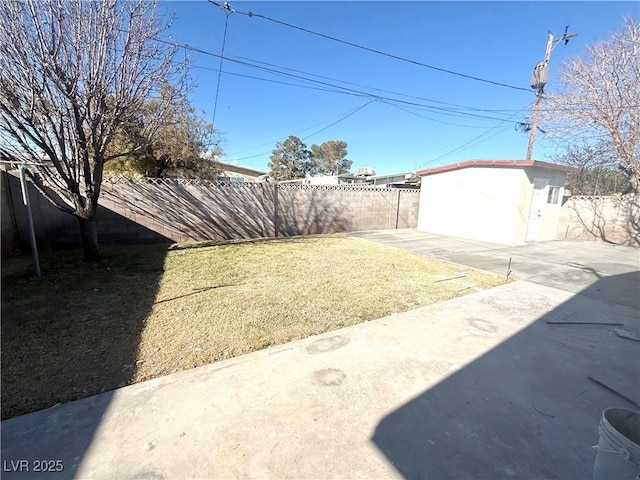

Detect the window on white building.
xmin=547 ymin=186 xmax=561 ymax=204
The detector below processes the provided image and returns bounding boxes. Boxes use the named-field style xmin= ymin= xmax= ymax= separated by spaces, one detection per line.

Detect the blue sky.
xmin=163 ymin=1 xmax=638 ymax=175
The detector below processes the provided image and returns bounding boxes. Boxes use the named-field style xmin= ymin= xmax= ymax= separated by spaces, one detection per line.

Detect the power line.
xmin=538 ymin=129 xmax=613 ymax=152
xmin=387 ymin=98 xmax=525 ymax=123
xmin=301 ymin=100 xmax=375 ymax=140
xmin=155 ymin=35 xmax=525 ymax=124
xmin=380 ymin=100 xmax=499 ymax=129
xmin=218 ymin=58 xmax=541 ymax=123
xmin=419 ymin=125 xmax=513 ymax=169
xmin=155 ymin=36 xmax=373 ymax=99
xmin=479 ymin=2 xmax=549 ymax=34
xmin=159 ymin=32 xmax=615 ymax=129
xmin=235 ymin=61 xmax=520 ymax=121
xmin=387 ymin=124 xmax=512 ymax=174
xmin=197 ymin=47 xmax=639 ymax=116
xmin=188 ymin=60 xmax=370 ymax=98
xmin=227 ymin=102 xmax=379 ymax=156
xmin=192 ymin=58 xmax=634 ymax=117
xmin=416 ymin=107 xmax=528 ymax=169
xmin=152 ymin=34 xmax=542 ymax=168
xmin=232 ymin=100 xmax=376 ymax=162
xmin=193 ymin=65 xmax=351 ymax=95
xmin=212 ymin=4 xmax=232 ymax=126
xmin=226 ymin=53 xmax=531 ymax=114
xmin=207 ymin=1 xmax=533 ymax=93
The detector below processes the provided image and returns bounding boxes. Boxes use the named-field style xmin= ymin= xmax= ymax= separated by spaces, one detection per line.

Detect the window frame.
xmin=547 ymin=186 xmax=561 ymax=204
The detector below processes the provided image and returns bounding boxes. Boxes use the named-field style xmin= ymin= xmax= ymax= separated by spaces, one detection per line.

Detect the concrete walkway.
xmin=351 ymin=229 xmax=640 ymax=309
xmin=2 ymin=233 xmax=639 ymax=479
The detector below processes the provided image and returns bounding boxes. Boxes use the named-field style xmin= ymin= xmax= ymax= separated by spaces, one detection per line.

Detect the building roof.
xmin=277 ymin=178 xmax=304 ymax=184
xmin=218 ymin=161 xmax=267 ymax=177
xmin=369 ymin=171 xmax=414 ymax=180
xmin=416 ymin=159 xmax=579 ymax=177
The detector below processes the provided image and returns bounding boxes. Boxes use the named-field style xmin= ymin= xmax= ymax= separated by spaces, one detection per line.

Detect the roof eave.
xmin=417 ymin=159 xmax=580 ymax=176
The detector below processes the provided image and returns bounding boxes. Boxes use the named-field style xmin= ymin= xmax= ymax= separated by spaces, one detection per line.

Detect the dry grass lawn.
xmin=1 ymin=234 xmax=507 ymax=419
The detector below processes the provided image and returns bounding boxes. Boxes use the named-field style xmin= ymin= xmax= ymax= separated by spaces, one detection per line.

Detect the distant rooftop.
xmin=217 ymin=161 xmax=267 ymax=177
xmin=417 ymin=159 xmax=579 ymax=177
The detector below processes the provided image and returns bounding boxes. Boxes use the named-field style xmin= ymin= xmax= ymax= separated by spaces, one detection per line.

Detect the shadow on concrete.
xmin=372 ymin=271 xmax=640 ymax=479
xmin=1 ymin=242 xmax=168 ymax=478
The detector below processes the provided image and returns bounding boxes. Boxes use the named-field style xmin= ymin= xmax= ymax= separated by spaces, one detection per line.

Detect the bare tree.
xmin=550 ymin=141 xmax=631 ymax=195
xmin=0 ymin=0 xmax=187 ymax=261
xmin=540 ymin=17 xmax=640 ymax=194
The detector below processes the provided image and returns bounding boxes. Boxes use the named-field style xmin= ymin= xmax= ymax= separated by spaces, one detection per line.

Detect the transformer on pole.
xmin=526 ymin=27 xmax=577 ymax=160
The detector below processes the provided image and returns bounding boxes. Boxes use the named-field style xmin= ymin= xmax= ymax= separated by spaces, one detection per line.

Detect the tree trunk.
xmin=629 ymin=173 xmax=640 ymax=196
xmin=622 ymin=169 xmax=640 ymax=195
xmin=78 ymin=215 xmax=101 ymax=262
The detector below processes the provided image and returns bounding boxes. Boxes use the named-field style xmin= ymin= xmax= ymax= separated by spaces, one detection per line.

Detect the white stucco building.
xmin=416 ymin=159 xmax=578 ymax=245
xmin=216 ymin=161 xmax=267 ymax=183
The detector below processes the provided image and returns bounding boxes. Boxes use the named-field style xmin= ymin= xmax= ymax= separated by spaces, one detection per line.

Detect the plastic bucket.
xmin=593 ymin=408 xmax=640 ymax=480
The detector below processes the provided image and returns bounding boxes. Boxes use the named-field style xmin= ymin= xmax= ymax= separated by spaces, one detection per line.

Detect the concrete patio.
xmin=351 ymin=230 xmax=640 ymax=309
xmin=2 ymin=231 xmax=639 ymax=479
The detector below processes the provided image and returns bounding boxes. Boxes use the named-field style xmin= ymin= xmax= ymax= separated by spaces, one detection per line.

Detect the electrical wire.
xmin=420 ymin=125 xmax=513 ymax=169
xmin=207 ymin=0 xmax=533 ymax=93
xmin=187 ymin=61 xmax=367 ymax=97
xmin=153 ymin=33 xmax=543 ymax=171
xmin=232 ymin=100 xmax=376 ymax=161
xmin=387 ymin=98 xmax=526 ymax=123
xmin=478 ymin=2 xmax=549 ymax=34
xmin=156 ymin=36 xmax=373 ymax=98
xmin=190 ymin=55 xmax=630 ymax=119
xmin=416 ymin=107 xmax=528 ymax=169
xmin=193 ymin=65 xmax=351 ymax=95
xmin=158 ymin=33 xmax=613 ymax=131
xmin=380 ymin=100 xmax=499 ymax=128
xmin=301 ymin=100 xmax=375 ymax=140
xmin=226 ymin=53 xmax=532 ymax=114
xmin=190 ymin=53 xmax=640 ymax=118
xmin=155 ymin=35 xmax=527 ymax=124
xmin=227 ymin=102 xmax=381 ymax=156
xmin=538 ymin=129 xmax=613 ymax=153
xmin=144 ymin=27 xmax=633 ymax=124
xmin=151 ymin=28 xmax=568 ymax=170
xmin=212 ymin=8 xmax=231 ymax=126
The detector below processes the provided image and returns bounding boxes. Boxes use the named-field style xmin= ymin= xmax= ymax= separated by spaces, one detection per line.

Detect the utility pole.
xmin=526 ymin=26 xmax=577 ymax=160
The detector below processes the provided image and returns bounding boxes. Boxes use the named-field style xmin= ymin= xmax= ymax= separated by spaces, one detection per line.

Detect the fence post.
xmin=18 ymin=164 xmax=41 ymax=278
xmin=387 ymin=190 xmax=392 ymax=230
xmin=2 ymin=169 xmax=21 ymax=249
xmin=273 ymin=184 xmax=279 ymax=238
xmin=395 ymin=189 xmax=401 ymax=229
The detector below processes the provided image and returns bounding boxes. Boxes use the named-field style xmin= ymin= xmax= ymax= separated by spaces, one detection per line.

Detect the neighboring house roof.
xmin=416 ymin=159 xmax=579 ymax=177
xmin=369 ymin=172 xmax=416 ymax=181
xmin=217 ymin=161 xmax=267 ymax=178
xmin=367 ymin=172 xmax=416 ymax=181
xmin=277 ymin=178 xmax=305 ymax=184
